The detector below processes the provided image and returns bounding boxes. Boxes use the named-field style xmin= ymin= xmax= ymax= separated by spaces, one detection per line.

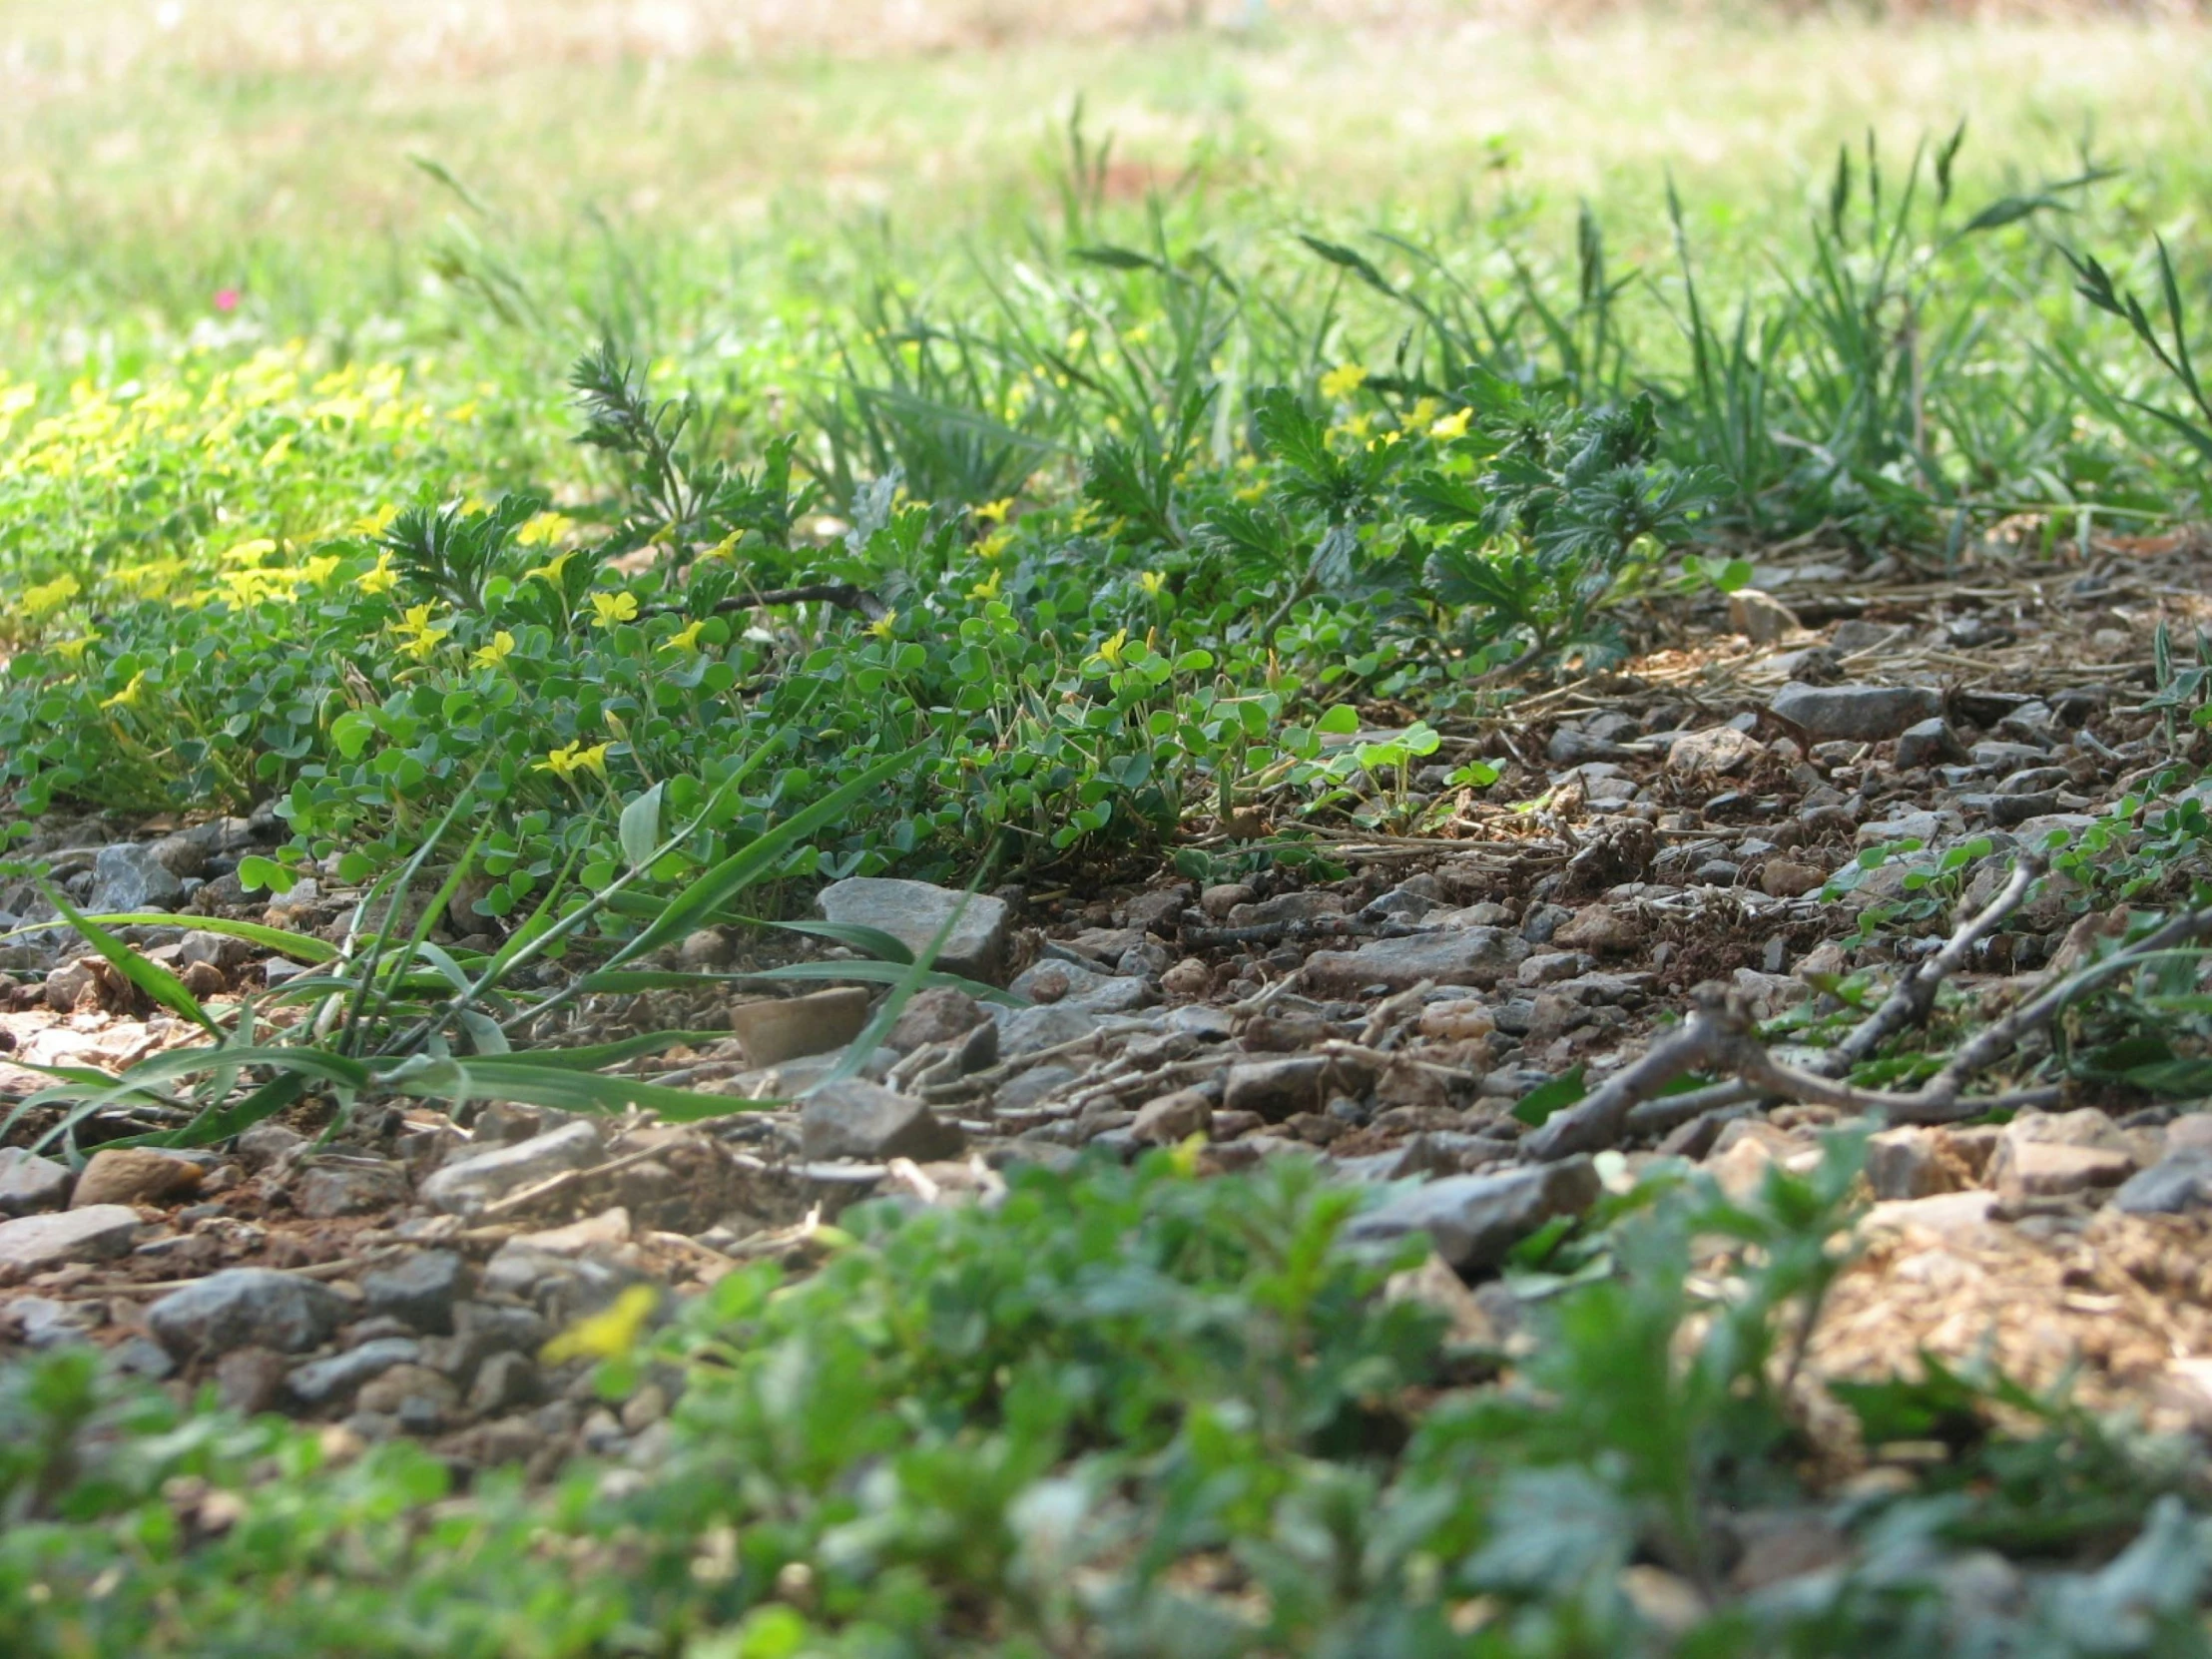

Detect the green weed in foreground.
xmin=0 ymin=1146 xmax=2202 ymax=1657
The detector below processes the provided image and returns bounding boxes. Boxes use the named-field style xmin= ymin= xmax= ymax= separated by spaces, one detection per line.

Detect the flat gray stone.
xmin=86 ymin=841 xmax=186 ymax=913
xmin=148 ymin=1268 xmax=352 ymax=1359
xmin=1345 ymin=1159 xmax=1602 ymax=1271
xmin=0 ymin=1148 xmax=73 ymax=1216
xmin=1304 ymin=927 xmax=1529 ymax=995
xmin=800 ymin=1078 xmax=964 ymax=1163
xmin=0 ymin=1205 xmax=140 ymax=1270
xmin=2114 ymin=1150 xmax=2212 ymax=1216
xmin=362 ymin=1251 xmax=468 ymax=1334
xmin=995 ymin=1003 xmax=1102 ymax=1059
xmin=418 ymin=1121 xmax=603 ymax=1218
xmin=1008 ymin=957 xmax=1154 ymax=1014
xmin=1770 ymin=682 xmax=1942 ymax=742
xmin=287 ymin=1338 xmax=422 ymax=1407
xmin=1895 ymin=718 xmax=1966 ymax=772
xmin=817 ymin=877 xmax=1011 ymax=985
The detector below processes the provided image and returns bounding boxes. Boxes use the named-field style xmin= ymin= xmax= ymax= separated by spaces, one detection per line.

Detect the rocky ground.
xmin=8 ymin=534 xmax=2212 ymax=1479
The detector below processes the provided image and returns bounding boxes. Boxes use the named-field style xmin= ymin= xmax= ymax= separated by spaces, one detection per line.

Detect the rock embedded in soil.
xmin=1769 ymin=681 xmax=1943 ymax=742
xmin=286 ymin=1338 xmax=423 ymax=1409
xmin=85 ymin=840 xmax=186 ymax=913
xmin=1865 ymin=1128 xmax=1957 ymax=1201
xmin=800 ymin=1078 xmax=964 ymax=1162
xmin=70 ymin=1147 xmax=204 ymax=1210
xmin=1347 ymin=1158 xmax=1602 ymax=1272
xmin=1131 ymin=1088 xmax=1214 ymax=1145
xmin=1895 ymin=718 xmax=1967 ymax=772
xmin=730 ymin=986 xmax=873 ymax=1066
xmin=0 ymin=1204 xmax=142 ymax=1271
xmin=815 ymin=877 xmax=1011 ymax=984
xmin=1303 ymin=928 xmax=1529 ymax=995
xmin=1008 ymin=957 xmax=1154 ymax=1014
xmin=362 ymin=1251 xmax=468 ymax=1334
xmin=419 ymin=1121 xmax=604 ymax=1218
xmin=1667 ymin=727 xmax=1763 ymax=776
xmin=0 ymin=1148 xmax=73 ymax=1216
xmin=1727 ymin=587 xmax=1801 ymax=645
xmin=1759 ymin=859 xmax=1827 ymax=899
xmin=293 ymin=1159 xmax=411 ymax=1220
xmin=1551 ymin=904 xmax=1641 ymax=954
xmin=149 ymin=1268 xmax=352 ymax=1360
xmin=2112 ymin=1150 xmax=2212 ymax=1216
xmin=885 ymin=986 xmax=990 ymax=1053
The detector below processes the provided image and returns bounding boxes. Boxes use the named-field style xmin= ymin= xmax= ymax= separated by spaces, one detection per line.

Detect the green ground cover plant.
xmin=14 ymin=8 xmax=2212 ymax=1653
xmin=5 ymin=1143 xmax=2205 ymax=1659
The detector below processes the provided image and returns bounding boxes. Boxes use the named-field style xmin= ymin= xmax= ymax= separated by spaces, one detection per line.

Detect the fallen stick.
xmin=1523 ymin=899 xmax=2212 ymax=1158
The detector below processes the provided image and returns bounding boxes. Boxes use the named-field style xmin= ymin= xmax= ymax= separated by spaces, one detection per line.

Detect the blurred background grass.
xmin=2 ymin=0 xmax=2207 ymax=334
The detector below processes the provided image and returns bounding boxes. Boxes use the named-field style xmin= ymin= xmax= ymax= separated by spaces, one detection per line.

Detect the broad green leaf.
xmin=619 ymin=782 xmax=666 ymax=872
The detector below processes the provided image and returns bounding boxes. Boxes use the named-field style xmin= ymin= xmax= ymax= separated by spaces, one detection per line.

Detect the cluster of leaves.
xmin=2 ymin=1144 xmax=2203 ymax=1656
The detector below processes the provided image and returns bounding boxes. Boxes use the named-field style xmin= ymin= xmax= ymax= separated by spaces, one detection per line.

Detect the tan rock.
xmin=1997 ymin=1141 xmax=2135 ymax=1199
xmin=1132 ymin=1088 xmax=1213 ymax=1145
xmin=71 ymin=1147 xmax=202 ymax=1210
xmin=1760 ymin=859 xmax=1827 ymax=899
xmin=729 ymin=986 xmax=872 ymax=1067
xmin=1728 ymin=587 xmax=1802 ymax=646
xmin=1552 ymin=904 xmax=1642 ymax=954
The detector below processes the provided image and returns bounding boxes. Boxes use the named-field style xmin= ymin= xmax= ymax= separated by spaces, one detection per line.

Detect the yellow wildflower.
xmin=472 ymin=630 xmax=517 ymax=670
xmin=22 ymin=573 xmax=79 ymax=621
xmin=358 ymin=552 xmax=398 ymax=596
xmin=298 ymin=553 xmax=342 ymax=587
xmin=541 ymin=1284 xmax=659 ymax=1365
xmin=1096 ymin=628 xmax=1128 ymax=668
xmin=868 ymin=610 xmax=899 ymax=641
xmin=101 ymin=671 xmax=148 ymax=711
xmin=390 ymin=604 xmax=452 ymax=660
xmin=525 ymin=549 xmax=576 ymax=587
xmin=1406 ymin=396 xmax=1440 ymax=428
xmin=969 ymin=566 xmax=1003 ymax=602
xmin=976 ymin=529 xmax=1012 ymax=562
xmin=515 ymin=511 xmax=574 ymax=548
xmin=590 ymin=591 xmax=640 ymax=630
xmin=973 ymin=496 xmax=1014 ymax=527
xmin=538 ymin=741 xmax=611 ymax=783
xmin=347 ymin=505 xmax=400 ymax=539
xmin=698 ymin=528 xmax=742 ymax=563
xmin=1137 ymin=570 xmax=1168 ymax=598
xmin=662 ymin=620 xmax=705 ymax=653
xmin=1430 ymin=407 xmax=1472 ymax=441
xmin=1320 ymin=362 xmax=1369 ymax=401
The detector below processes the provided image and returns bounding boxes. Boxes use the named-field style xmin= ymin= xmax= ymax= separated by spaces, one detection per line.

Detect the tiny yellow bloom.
xmin=514 ymin=511 xmax=574 ymax=548
xmin=973 ymin=496 xmax=1014 ymax=526
xmin=976 ymin=529 xmax=1012 ymax=562
xmin=357 ymin=551 xmax=398 ymax=596
xmin=100 ymin=671 xmax=148 ymax=711
xmin=969 ymin=566 xmax=1003 ymax=602
xmin=698 ymin=528 xmax=742 ymax=563
xmin=390 ymin=604 xmax=452 ymax=660
xmin=590 ymin=591 xmax=640 ymax=630
xmin=1406 ymin=396 xmax=1440 ymax=428
xmin=868 ymin=609 xmax=898 ymax=642
xmin=472 ymin=630 xmax=516 ymax=670
xmin=1137 ymin=570 xmax=1168 ymax=598
xmin=662 ymin=620 xmax=705 ymax=653
xmin=536 ymin=741 xmax=612 ymax=783
xmin=524 ymin=549 xmax=576 ymax=587
xmin=541 ymin=1284 xmax=659 ymax=1365
xmin=1430 ymin=407 xmax=1472 ymax=441
xmin=1096 ymin=627 xmax=1128 ymax=668
xmin=22 ymin=573 xmax=79 ymax=621
xmin=298 ymin=553 xmax=341 ymax=587
xmin=347 ymin=505 xmax=400 ymax=539
xmin=1320 ymin=362 xmax=1369 ymax=401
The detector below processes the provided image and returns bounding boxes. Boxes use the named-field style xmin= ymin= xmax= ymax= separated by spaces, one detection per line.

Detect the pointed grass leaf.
xmin=39 ymin=883 xmax=218 ymax=1037
xmin=612 ymin=745 xmax=923 ymax=967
